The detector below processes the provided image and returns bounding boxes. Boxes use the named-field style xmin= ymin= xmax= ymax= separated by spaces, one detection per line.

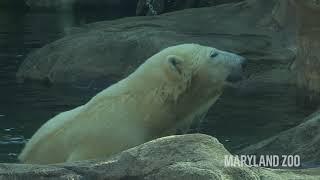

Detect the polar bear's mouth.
xmin=226 ymin=67 xmax=245 ymax=83
xmin=224 ymin=69 xmax=246 ymax=89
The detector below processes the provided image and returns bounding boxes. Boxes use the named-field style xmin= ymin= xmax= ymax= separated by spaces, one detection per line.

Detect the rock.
xmin=202 ymin=67 xmax=312 ymax=151
xmin=292 ymin=0 xmax=320 ymax=109
xmin=1 ymin=134 xmax=320 ymax=179
xmin=136 ymin=0 xmax=166 ymax=15
xmin=17 ymin=0 xmax=296 ymax=87
xmin=136 ymin=0 xmax=244 ymax=15
xmin=238 ymin=110 xmax=320 ymax=166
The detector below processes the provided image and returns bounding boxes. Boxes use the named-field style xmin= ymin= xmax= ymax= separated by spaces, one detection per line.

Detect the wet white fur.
xmin=19 ymin=44 xmax=243 ymax=164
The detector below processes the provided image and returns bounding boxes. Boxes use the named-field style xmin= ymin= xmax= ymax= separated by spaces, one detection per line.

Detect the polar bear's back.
xmin=18 ymin=105 xmax=85 ymax=163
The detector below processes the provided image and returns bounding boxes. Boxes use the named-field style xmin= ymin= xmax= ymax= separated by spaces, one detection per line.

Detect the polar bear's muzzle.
xmin=226 ymin=56 xmax=247 ymax=83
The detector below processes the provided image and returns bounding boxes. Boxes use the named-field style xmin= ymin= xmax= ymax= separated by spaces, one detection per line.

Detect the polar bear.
xmin=19 ymin=44 xmax=246 ymax=164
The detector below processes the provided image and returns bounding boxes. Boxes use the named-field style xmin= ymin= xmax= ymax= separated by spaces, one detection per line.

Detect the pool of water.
xmin=0 ymin=10 xmax=128 ymax=163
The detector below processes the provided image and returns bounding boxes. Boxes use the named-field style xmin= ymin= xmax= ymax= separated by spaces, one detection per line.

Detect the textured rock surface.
xmin=17 ymin=0 xmax=295 ymax=86
xmin=136 ymin=0 xmax=244 ymax=15
xmin=238 ymin=111 xmax=320 ymax=165
xmin=292 ymin=0 xmax=320 ymax=108
xmin=1 ymin=134 xmax=320 ymax=179
xmin=203 ymin=67 xmax=311 ymax=151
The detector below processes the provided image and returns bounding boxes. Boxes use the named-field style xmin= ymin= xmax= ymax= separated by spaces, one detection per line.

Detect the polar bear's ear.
xmin=166 ymin=55 xmax=184 ymax=77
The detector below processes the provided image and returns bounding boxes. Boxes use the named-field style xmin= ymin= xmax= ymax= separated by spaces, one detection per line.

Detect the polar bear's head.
xmin=131 ymin=43 xmax=246 ymax=101
xmin=141 ymin=44 xmax=245 ymax=83
xmin=159 ymin=44 xmax=246 ymax=84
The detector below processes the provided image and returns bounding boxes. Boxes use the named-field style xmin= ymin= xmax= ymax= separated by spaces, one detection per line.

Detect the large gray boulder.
xmin=292 ymin=0 xmax=320 ymax=108
xmin=1 ymin=134 xmax=320 ymax=179
xmin=203 ymin=67 xmax=309 ymax=151
xmin=238 ymin=111 xmax=320 ymax=166
xmin=17 ymin=0 xmax=295 ymax=86
xmin=136 ymin=0 xmax=244 ymax=15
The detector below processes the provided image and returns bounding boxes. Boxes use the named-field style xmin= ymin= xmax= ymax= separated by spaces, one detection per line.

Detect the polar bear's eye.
xmin=210 ymin=51 xmax=218 ymax=58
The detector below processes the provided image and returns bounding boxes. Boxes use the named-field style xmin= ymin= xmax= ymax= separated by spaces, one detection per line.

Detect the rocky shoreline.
xmin=1 ymin=134 xmax=320 ymax=180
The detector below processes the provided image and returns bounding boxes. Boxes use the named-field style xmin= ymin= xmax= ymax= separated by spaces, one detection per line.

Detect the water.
xmin=0 ymin=10 xmax=128 ymax=163
xmin=0 ymin=9 xmax=312 ymax=164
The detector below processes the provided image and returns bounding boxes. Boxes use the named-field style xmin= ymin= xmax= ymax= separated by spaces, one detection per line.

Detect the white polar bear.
xmin=19 ymin=44 xmax=246 ymax=164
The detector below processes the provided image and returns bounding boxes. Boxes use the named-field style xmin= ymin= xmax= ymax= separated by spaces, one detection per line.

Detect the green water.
xmin=0 ymin=10 xmax=126 ymax=163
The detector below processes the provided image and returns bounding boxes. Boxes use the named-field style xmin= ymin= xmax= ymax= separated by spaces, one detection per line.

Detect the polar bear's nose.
xmin=226 ymin=55 xmax=247 ymax=83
